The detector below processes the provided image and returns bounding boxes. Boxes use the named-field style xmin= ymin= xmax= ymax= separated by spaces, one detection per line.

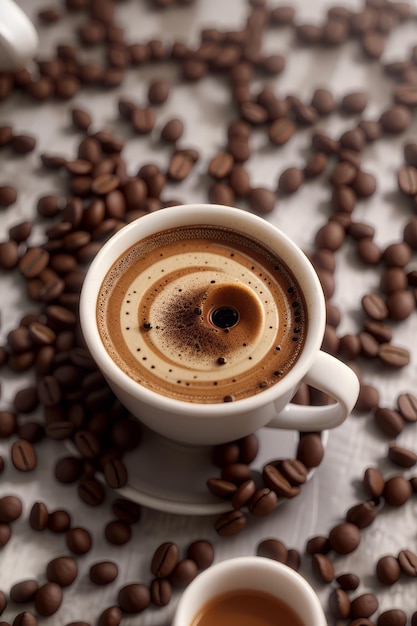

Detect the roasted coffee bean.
xmin=19 ymin=248 xmax=50 ymax=279
xmin=378 ymin=343 xmax=410 ymax=368
xmin=54 ymin=456 xmax=83 ymax=484
xmin=111 ymin=498 xmax=141 ymax=524
xmin=248 ymin=187 xmax=276 ymax=214
xmin=386 ymin=288 xmax=414 ymax=320
xmin=311 ymin=88 xmax=336 ymax=115
xmin=214 ymin=510 xmax=247 ymax=536
xmin=150 ymin=577 xmax=171 ymax=606
xmin=357 ymin=238 xmax=382 ymax=265
xmin=12 ymin=611 xmax=38 ymax=626
xmin=358 ymin=332 xmax=379 ymax=358
xmin=29 ymin=501 xmax=48 ymax=531
xmin=306 ymin=535 xmax=331 ymax=554
xmin=380 ymin=267 xmax=408 ymax=294
xmin=104 ymin=520 xmax=131 ymax=545
xmin=262 ymin=464 xmax=298 ymax=497
xmin=66 ymin=527 xmax=92 ymax=554
xmin=328 ymin=522 xmax=361 ymax=554
xmin=398 ymin=166 xmax=417 ymax=195
xmin=151 ymin=541 xmax=180 ymax=577
xmin=167 ymin=152 xmax=194 ymax=181
xmin=374 ymin=407 xmax=404 ymax=437
xmin=169 ymin=559 xmax=198 ymax=588
xmin=361 ymin=293 xmax=388 ymax=320
xmin=398 ymin=549 xmax=417 ymax=576
xmin=346 ymin=500 xmax=378 ymax=528
xmin=376 ymin=555 xmax=401 ymax=585
xmin=10 ymin=580 xmax=38 ymax=603
xmin=247 ymin=488 xmax=278 ymax=515
xmin=304 ymin=152 xmax=328 ymax=178
xmin=117 ymin=584 xmax=150 ymax=613
xmin=0 ymin=495 xmax=22 ymax=523
xmin=351 ymin=170 xmax=377 ymax=198
xmin=340 ymin=91 xmax=368 ymax=114
xmin=350 ymin=593 xmax=378 ymax=619
xmin=297 ymin=433 xmax=324 ymax=468
xmin=277 ymin=167 xmax=304 ymax=194
xmin=0 ymin=185 xmax=17 ymax=207
xmin=46 ymin=556 xmax=78 ymax=587
xmin=312 ymin=553 xmax=334 ymax=583
xmin=256 ymin=538 xmax=287 ymax=562
xmin=384 ymin=476 xmax=412 ymax=506
xmin=11 ymin=135 xmax=37 ymax=154
xmin=48 ymin=509 xmax=71 ymax=533
xmin=329 ymin=588 xmax=351 ymax=619
xmin=160 ymin=118 xmax=184 ymax=143
xmin=268 ymin=117 xmax=296 ymax=145
xmin=207 ymin=478 xmax=237 ymax=499
xmin=380 ymin=105 xmax=412 ymax=133
xmin=377 ymin=609 xmax=407 ymax=626
xmin=102 ymin=458 xmax=127 ymax=488
xmin=132 ymin=107 xmax=156 ymax=134
xmin=208 ymin=151 xmax=234 ymax=179
xmin=147 ymin=79 xmax=170 ymax=105
xmin=74 ymin=430 xmax=100 ymax=459
xmin=388 ymin=443 xmax=417 ymax=468
xmin=78 ymin=478 xmax=105 ymax=506
xmin=397 ymin=392 xmax=417 ymax=422
xmin=0 ymin=412 xmax=17 ymax=438
xmin=186 ymin=540 xmax=214 ymax=570
xmin=220 ymin=463 xmax=251 ymax=484
xmin=363 ymin=467 xmax=384 ymax=497
xmin=89 ymin=561 xmax=118 ymax=585
xmin=97 ymin=606 xmax=122 ymax=626
xmin=0 ymin=240 xmax=19 ymax=269
xmin=11 ymin=440 xmax=37 ymax=472
xmin=34 ymin=583 xmax=62 ymax=616
xmin=0 ymin=523 xmax=11 ymax=548
xmin=231 ymin=479 xmax=256 ymax=509
xmin=383 ymin=242 xmax=411 ymax=267
xmin=336 ymin=573 xmax=360 ymax=590
xmin=330 ymin=161 xmax=357 ymax=186
xmin=364 ymin=320 xmax=392 ymax=343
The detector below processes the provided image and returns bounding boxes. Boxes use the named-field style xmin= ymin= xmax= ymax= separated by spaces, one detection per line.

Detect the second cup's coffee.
xmin=190 ymin=588 xmax=305 ymax=626
xmin=97 ymin=224 xmax=307 ymax=404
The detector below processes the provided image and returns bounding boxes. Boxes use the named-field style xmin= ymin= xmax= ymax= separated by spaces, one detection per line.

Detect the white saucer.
xmin=114 ymin=426 xmax=329 ymax=516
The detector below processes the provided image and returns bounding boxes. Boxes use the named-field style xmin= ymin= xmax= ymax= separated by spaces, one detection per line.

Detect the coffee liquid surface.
xmin=190 ymin=588 xmax=306 ymax=626
xmin=97 ymin=225 xmax=306 ymax=403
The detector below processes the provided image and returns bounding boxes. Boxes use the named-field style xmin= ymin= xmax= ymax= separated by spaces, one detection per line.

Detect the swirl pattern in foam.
xmin=97 ymin=225 xmax=307 ymax=403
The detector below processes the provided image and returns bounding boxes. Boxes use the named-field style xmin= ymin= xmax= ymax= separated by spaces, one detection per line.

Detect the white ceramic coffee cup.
xmin=172 ymin=556 xmax=327 ymax=626
xmin=0 ymin=0 xmax=38 ymax=72
xmin=80 ymin=204 xmax=359 ymax=445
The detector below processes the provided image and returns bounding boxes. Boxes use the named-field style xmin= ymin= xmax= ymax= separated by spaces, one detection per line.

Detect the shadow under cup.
xmin=172 ymin=556 xmax=327 ymax=626
xmin=80 ymin=204 xmax=327 ymax=444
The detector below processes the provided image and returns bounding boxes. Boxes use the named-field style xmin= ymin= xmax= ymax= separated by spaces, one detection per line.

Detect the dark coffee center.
xmin=210 ymin=306 xmax=240 ymax=329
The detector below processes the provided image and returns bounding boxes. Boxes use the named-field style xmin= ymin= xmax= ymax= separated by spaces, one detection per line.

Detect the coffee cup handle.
xmin=268 ymin=351 xmax=360 ymax=431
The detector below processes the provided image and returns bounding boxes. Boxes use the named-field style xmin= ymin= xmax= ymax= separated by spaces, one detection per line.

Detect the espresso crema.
xmin=97 ymin=225 xmax=307 ymax=403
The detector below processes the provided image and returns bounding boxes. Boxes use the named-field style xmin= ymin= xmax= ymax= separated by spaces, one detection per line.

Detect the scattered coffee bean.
xmin=383 ymin=476 xmax=412 ymax=506
xmin=398 ymin=549 xmax=417 ymax=576
xmin=117 ymin=584 xmax=150 ymax=614
xmin=10 ymin=580 xmax=38 ymax=604
xmin=89 ymin=561 xmax=118 ymax=585
xmin=46 ymin=556 xmax=78 ymax=587
xmin=376 ymin=555 xmax=401 ymax=586
xmin=336 ymin=573 xmax=360 ymax=591
xmin=350 ymin=593 xmax=378 ymax=619
xmin=328 ymin=522 xmax=361 ymax=554
xmin=186 ymin=540 xmax=214 ymax=570
xmin=34 ymin=582 xmax=62 ymax=616
xmin=66 ymin=527 xmax=92 ymax=555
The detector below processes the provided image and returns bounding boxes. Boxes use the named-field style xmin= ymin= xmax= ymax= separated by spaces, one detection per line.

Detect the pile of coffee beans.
xmin=2 ymin=0 xmax=417 ymax=623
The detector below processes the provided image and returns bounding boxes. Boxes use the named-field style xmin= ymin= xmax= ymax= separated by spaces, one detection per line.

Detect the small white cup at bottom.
xmin=172 ymin=556 xmax=327 ymax=626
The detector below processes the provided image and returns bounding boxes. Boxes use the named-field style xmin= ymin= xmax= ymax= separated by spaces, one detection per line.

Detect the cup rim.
xmin=173 ymin=555 xmax=327 ymax=625
xmin=80 ymin=204 xmax=326 ymax=415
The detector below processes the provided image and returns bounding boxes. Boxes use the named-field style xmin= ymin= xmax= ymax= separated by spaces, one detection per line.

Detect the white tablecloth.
xmin=1 ymin=1 xmax=417 ymax=624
